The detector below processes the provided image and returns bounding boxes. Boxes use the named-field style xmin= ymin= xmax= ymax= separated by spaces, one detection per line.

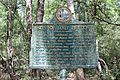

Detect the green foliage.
xmin=98 ymin=24 xmax=120 ymax=79
xmin=0 ymin=0 xmax=120 ymax=80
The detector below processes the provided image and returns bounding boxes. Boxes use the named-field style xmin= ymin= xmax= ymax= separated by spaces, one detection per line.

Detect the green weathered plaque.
xmin=30 ymin=22 xmax=98 ymax=69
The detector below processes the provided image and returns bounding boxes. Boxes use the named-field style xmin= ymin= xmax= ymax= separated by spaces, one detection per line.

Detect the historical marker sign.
xmin=30 ymin=22 xmax=98 ymax=69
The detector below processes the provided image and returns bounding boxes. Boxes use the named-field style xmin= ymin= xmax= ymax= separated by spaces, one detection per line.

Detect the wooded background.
xmin=0 ymin=0 xmax=120 ymax=80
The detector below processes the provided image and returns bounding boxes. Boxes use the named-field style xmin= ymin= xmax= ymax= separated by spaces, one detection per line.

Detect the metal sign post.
xmin=59 ymin=69 xmax=67 ymax=80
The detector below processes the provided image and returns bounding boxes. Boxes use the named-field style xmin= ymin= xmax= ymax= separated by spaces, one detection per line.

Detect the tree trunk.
xmin=26 ymin=0 xmax=33 ymax=79
xmin=93 ymin=0 xmax=97 ymax=17
xmin=76 ymin=0 xmax=81 ymax=21
xmin=7 ymin=0 xmax=13 ymax=75
xmin=36 ymin=0 xmax=45 ymax=22
xmin=7 ymin=0 xmax=16 ymax=79
xmin=7 ymin=0 xmax=13 ymax=59
xmin=26 ymin=0 xmax=32 ymax=46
